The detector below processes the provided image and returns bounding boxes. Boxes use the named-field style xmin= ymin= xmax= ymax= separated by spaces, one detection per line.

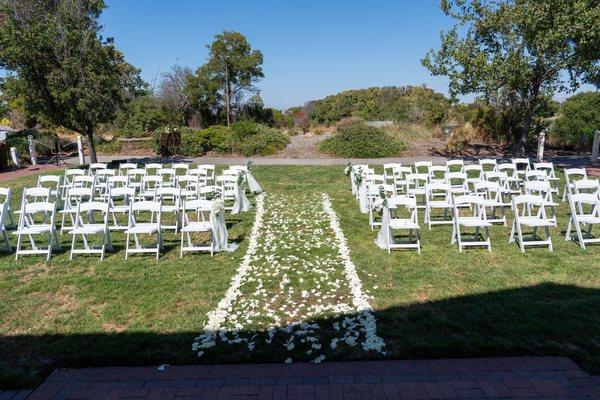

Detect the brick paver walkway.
xmin=5 ymin=357 xmax=597 ymax=399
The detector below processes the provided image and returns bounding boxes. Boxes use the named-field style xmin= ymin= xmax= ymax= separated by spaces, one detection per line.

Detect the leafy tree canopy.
xmin=553 ymin=91 xmax=600 ymax=149
xmin=422 ymin=0 xmax=600 ymax=154
xmin=0 ymin=0 xmax=145 ymax=162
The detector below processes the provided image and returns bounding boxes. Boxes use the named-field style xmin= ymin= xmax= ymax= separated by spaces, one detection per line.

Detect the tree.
xmin=203 ymin=31 xmax=264 ymax=126
xmin=553 ymin=91 xmax=600 ymax=149
xmin=158 ymin=65 xmax=194 ymax=126
xmin=184 ymin=64 xmax=222 ymax=127
xmin=422 ymin=0 xmax=600 ymax=154
xmin=0 ymin=0 xmax=144 ymax=163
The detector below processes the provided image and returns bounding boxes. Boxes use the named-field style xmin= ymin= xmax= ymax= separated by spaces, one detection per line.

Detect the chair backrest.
xmin=64 ymin=169 xmax=86 ymax=185
xmin=156 ymin=187 xmax=181 ymax=205
xmin=38 ymin=174 xmax=61 ymax=188
xmin=428 ymin=165 xmax=447 ymax=182
xmin=73 ymin=175 xmax=96 ymax=189
xmin=474 ymin=180 xmax=503 ymax=201
xmin=512 ymin=158 xmax=531 ymax=171
xmin=107 ymin=175 xmax=128 ymax=189
xmin=182 ymin=199 xmax=213 ymax=224
xmin=366 ymin=174 xmax=385 ymax=185
xmin=446 ymin=172 xmax=468 ymax=187
xmin=76 ymin=201 xmax=110 ymax=225
xmin=414 ymin=161 xmax=432 ymax=173
xmin=383 ymin=163 xmax=402 ymax=176
xmin=119 ymin=163 xmax=138 ymax=175
xmin=129 ymin=200 xmax=162 ymax=226
xmin=0 ymin=187 xmax=11 ymax=203
xmin=497 ymin=163 xmax=518 ymax=177
xmin=573 ymin=179 xmax=600 ymax=194
xmin=533 ymin=162 xmax=557 ymax=179
xmin=392 ymin=166 xmax=412 ymax=178
xmin=108 ymin=187 xmax=136 ymax=210
xmin=388 ymin=195 xmax=418 ymax=222
xmin=565 ymin=168 xmax=587 ymax=185
xmin=141 ymin=175 xmax=163 ymax=195
xmin=568 ymin=193 xmax=600 ymax=217
xmin=524 ymin=181 xmax=554 ymax=202
xmin=18 ymin=200 xmax=56 ymax=228
xmin=464 ymin=164 xmax=483 ymax=180
xmin=145 ymin=163 xmax=163 ymax=173
xmin=406 ymin=173 xmax=429 ymax=189
xmin=24 ymin=186 xmax=51 ymax=202
xmin=89 ymin=162 xmax=108 ymax=172
xmin=453 ymin=195 xmax=487 ymax=221
xmin=172 ymin=163 xmax=190 ymax=173
xmin=525 ymin=169 xmax=549 ymax=182
xmin=479 ymin=158 xmax=498 ymax=171
xmin=446 ymin=159 xmax=465 ymax=173
xmin=512 ymin=194 xmax=549 ymax=220
xmin=425 ymin=182 xmax=452 ymax=201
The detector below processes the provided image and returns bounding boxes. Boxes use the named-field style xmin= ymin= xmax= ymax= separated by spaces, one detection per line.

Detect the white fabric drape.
xmin=358 ymin=180 xmax=368 ymax=214
xmin=210 ymin=208 xmax=238 ymax=252
xmin=350 ymin=170 xmax=357 ymax=195
xmin=232 ymin=185 xmax=252 ymax=214
xmin=246 ymin=173 xmax=263 ymax=194
xmin=374 ymin=205 xmax=391 ymax=250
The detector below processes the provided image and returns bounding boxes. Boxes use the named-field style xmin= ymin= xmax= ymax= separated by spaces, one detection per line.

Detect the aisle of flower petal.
xmin=193 ymin=192 xmax=385 ymax=364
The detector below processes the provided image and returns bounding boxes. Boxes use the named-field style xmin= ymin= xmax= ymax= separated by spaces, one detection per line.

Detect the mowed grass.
xmin=0 ymin=165 xmax=599 ymax=388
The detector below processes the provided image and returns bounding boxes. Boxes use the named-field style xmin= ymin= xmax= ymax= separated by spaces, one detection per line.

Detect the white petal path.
xmin=193 ymin=192 xmax=385 ymax=362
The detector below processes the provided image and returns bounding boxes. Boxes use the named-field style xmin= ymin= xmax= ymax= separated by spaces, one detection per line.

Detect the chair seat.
xmin=389 ymin=219 xmax=420 ymax=230
xmin=181 ymin=222 xmax=212 ymax=232
xmin=110 ymin=205 xmax=129 ymax=213
xmin=69 ymin=224 xmax=106 ymax=235
xmin=125 ymin=224 xmax=159 ymax=234
xmin=577 ymin=215 xmax=600 ymax=224
xmin=13 ymin=225 xmax=54 ymax=235
xmin=518 ymin=217 xmax=555 ymax=227
xmin=483 ymin=200 xmax=509 ymax=208
xmin=457 ymin=217 xmax=492 ymax=227
xmin=428 ymin=201 xmax=452 ymax=208
xmin=162 ymin=205 xmax=179 ymax=213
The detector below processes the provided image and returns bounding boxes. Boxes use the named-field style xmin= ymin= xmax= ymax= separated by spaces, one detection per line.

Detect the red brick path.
xmin=0 ymin=164 xmax=64 ymax=182
xmin=6 ymin=357 xmax=599 ymax=399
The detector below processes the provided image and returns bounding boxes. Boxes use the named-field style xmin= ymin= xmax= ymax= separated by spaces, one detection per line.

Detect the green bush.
xmin=204 ymin=125 xmax=233 ymax=153
xmin=231 ymin=120 xmax=258 ymax=141
xmin=96 ymin=137 xmax=122 ymax=154
xmin=319 ymin=122 xmax=406 ymax=158
xmin=231 ymin=124 xmax=289 ymax=156
xmin=179 ymin=127 xmax=210 ymax=156
xmin=115 ymin=96 xmax=173 ymax=137
xmin=553 ymin=92 xmax=600 ymax=149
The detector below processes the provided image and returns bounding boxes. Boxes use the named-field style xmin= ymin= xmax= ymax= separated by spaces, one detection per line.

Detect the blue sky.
xmin=101 ymin=0 xmax=593 ymax=110
xmin=101 ymin=0 xmax=454 ymax=110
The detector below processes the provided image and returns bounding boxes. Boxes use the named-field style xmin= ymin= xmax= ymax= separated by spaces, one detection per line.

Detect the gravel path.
xmin=271 ymin=133 xmax=333 ymax=159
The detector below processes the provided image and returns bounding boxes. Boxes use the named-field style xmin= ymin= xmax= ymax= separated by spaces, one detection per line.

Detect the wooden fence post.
xmin=537 ymin=129 xmax=547 ymax=162
xmin=27 ymin=135 xmax=37 ymax=165
xmin=10 ymin=147 xmax=20 ymax=168
xmin=592 ymin=130 xmax=600 ymax=163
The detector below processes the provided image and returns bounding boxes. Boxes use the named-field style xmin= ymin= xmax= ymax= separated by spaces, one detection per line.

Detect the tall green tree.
xmin=422 ymin=0 xmax=600 ymax=154
xmin=0 ymin=0 xmax=144 ymax=162
xmin=203 ymin=31 xmax=264 ymax=126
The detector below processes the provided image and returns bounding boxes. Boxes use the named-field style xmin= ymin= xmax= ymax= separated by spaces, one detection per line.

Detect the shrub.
xmin=231 ymin=124 xmax=290 ymax=156
xmin=6 ymin=129 xmax=56 ymax=162
xmin=179 ymin=127 xmax=210 ymax=156
xmin=319 ymin=122 xmax=406 ymax=158
xmin=96 ymin=137 xmax=123 ymax=154
xmin=204 ymin=125 xmax=233 ymax=153
xmin=231 ymin=120 xmax=258 ymax=141
xmin=552 ymin=92 xmax=600 ymax=149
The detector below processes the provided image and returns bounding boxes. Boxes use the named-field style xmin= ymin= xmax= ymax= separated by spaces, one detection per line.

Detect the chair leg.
xmin=125 ymin=233 xmax=130 ymax=259
xmin=15 ymin=233 xmax=22 ymax=261
xmin=70 ymin=234 xmax=76 ymax=261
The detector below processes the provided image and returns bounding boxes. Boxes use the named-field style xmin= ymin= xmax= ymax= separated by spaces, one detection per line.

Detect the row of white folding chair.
xmin=566 ymin=192 xmax=600 ymax=249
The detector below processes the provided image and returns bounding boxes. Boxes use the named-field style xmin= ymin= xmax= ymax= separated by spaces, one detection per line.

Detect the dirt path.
xmin=271 ymin=133 xmax=333 ymax=159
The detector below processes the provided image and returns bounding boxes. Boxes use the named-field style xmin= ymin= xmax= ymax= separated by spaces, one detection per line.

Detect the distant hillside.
xmin=305 ymin=85 xmax=450 ymax=126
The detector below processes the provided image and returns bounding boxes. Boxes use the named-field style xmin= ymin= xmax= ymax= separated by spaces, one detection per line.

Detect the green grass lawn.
xmin=1 ymin=165 xmax=599 ymax=388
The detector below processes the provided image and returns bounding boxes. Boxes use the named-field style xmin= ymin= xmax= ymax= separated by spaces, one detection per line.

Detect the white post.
xmin=9 ymin=147 xmax=20 ymax=168
xmin=77 ymin=135 xmax=86 ymax=165
xmin=27 ymin=135 xmax=37 ymax=165
xmin=537 ymin=129 xmax=546 ymax=162
xmin=592 ymin=130 xmax=600 ymax=164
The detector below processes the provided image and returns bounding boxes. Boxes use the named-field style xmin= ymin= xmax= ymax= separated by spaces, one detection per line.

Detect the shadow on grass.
xmin=1 ymin=283 xmax=598 ymax=388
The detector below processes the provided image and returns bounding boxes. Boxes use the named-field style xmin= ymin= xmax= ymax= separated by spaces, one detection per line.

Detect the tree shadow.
xmin=1 ymin=283 xmax=598 ymax=388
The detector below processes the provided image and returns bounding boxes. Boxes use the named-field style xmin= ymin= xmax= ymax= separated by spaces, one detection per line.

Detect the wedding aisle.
xmin=193 ymin=192 xmax=385 ymax=363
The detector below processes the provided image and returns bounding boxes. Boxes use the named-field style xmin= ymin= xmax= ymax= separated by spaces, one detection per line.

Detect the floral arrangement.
xmin=246 ymin=160 xmax=253 ymax=173
xmin=212 ymin=197 xmax=225 ymax=214
xmin=344 ymin=162 xmax=352 ymax=176
xmin=237 ymin=170 xmax=247 ymax=186
xmin=353 ymin=166 xmax=364 ymax=187
xmin=372 ymin=185 xmax=388 ymax=213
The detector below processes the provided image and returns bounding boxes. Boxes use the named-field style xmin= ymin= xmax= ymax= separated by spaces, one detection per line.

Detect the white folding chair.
xmin=139 ymin=175 xmax=163 ymax=200
xmin=479 ymin=159 xmax=498 ymax=172
xmin=196 ymin=164 xmax=216 ymax=184
xmin=60 ymin=187 xmax=94 ymax=233
xmin=424 ymin=182 xmax=453 ymax=229
xmin=156 ymin=187 xmax=181 ymax=232
xmin=218 ymin=175 xmax=237 ymax=209
xmin=386 ymin=195 xmax=421 ymax=254
xmin=127 ymin=168 xmax=146 ymax=192
xmin=173 ymin=163 xmax=190 ymax=176
xmin=445 ymin=172 xmax=469 ymax=195
xmin=158 ymin=168 xmax=176 ymax=187
xmin=68 ymin=201 xmax=112 ymax=260
xmin=534 ymin=162 xmax=560 ymax=193
xmin=119 ymin=162 xmax=138 ymax=176
xmin=464 ymin=164 xmax=484 ymax=190
xmin=37 ymin=175 xmax=63 ymax=208
xmin=446 ymin=159 xmax=465 ymax=173
xmin=383 ymin=163 xmax=402 ymax=185
xmin=367 ymin=184 xmax=393 ymax=230
xmin=89 ymin=163 xmax=108 ymax=174
xmin=562 ymin=168 xmax=587 ymax=201
xmin=13 ymin=200 xmax=60 ymax=261
xmin=178 ymin=175 xmax=200 ymax=200
xmin=107 ymin=187 xmax=136 ymax=231
xmin=106 ymin=175 xmax=129 ymax=191
xmin=405 ymin=173 xmax=429 ymax=209
xmin=414 ymin=161 xmax=432 ymax=174
xmin=124 ymin=200 xmax=163 ymax=259
xmin=573 ymin=179 xmax=600 ymax=195
xmin=497 ymin=163 xmax=521 ymax=193
xmin=0 ymin=202 xmax=11 ymax=251
xmin=566 ymin=193 xmax=600 ymax=249
xmin=428 ymin=165 xmax=447 ymax=185
xmin=94 ymin=169 xmax=116 ymax=199
xmin=61 ymin=169 xmax=87 ymax=201
xmin=15 ymin=187 xmax=51 ymax=223
xmin=474 ymin=180 xmax=509 ymax=225
xmin=145 ymin=163 xmax=163 ymax=175
xmin=524 ymin=180 xmax=558 ymax=223
xmin=510 ymin=194 xmax=555 ymax=252
xmin=451 ymin=195 xmax=492 ymax=252
xmin=180 ymin=199 xmax=214 ymax=257
xmin=512 ymin=157 xmax=531 ymax=180
xmin=0 ymin=187 xmax=15 ymax=229
xmin=392 ymin=166 xmax=412 ymax=195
